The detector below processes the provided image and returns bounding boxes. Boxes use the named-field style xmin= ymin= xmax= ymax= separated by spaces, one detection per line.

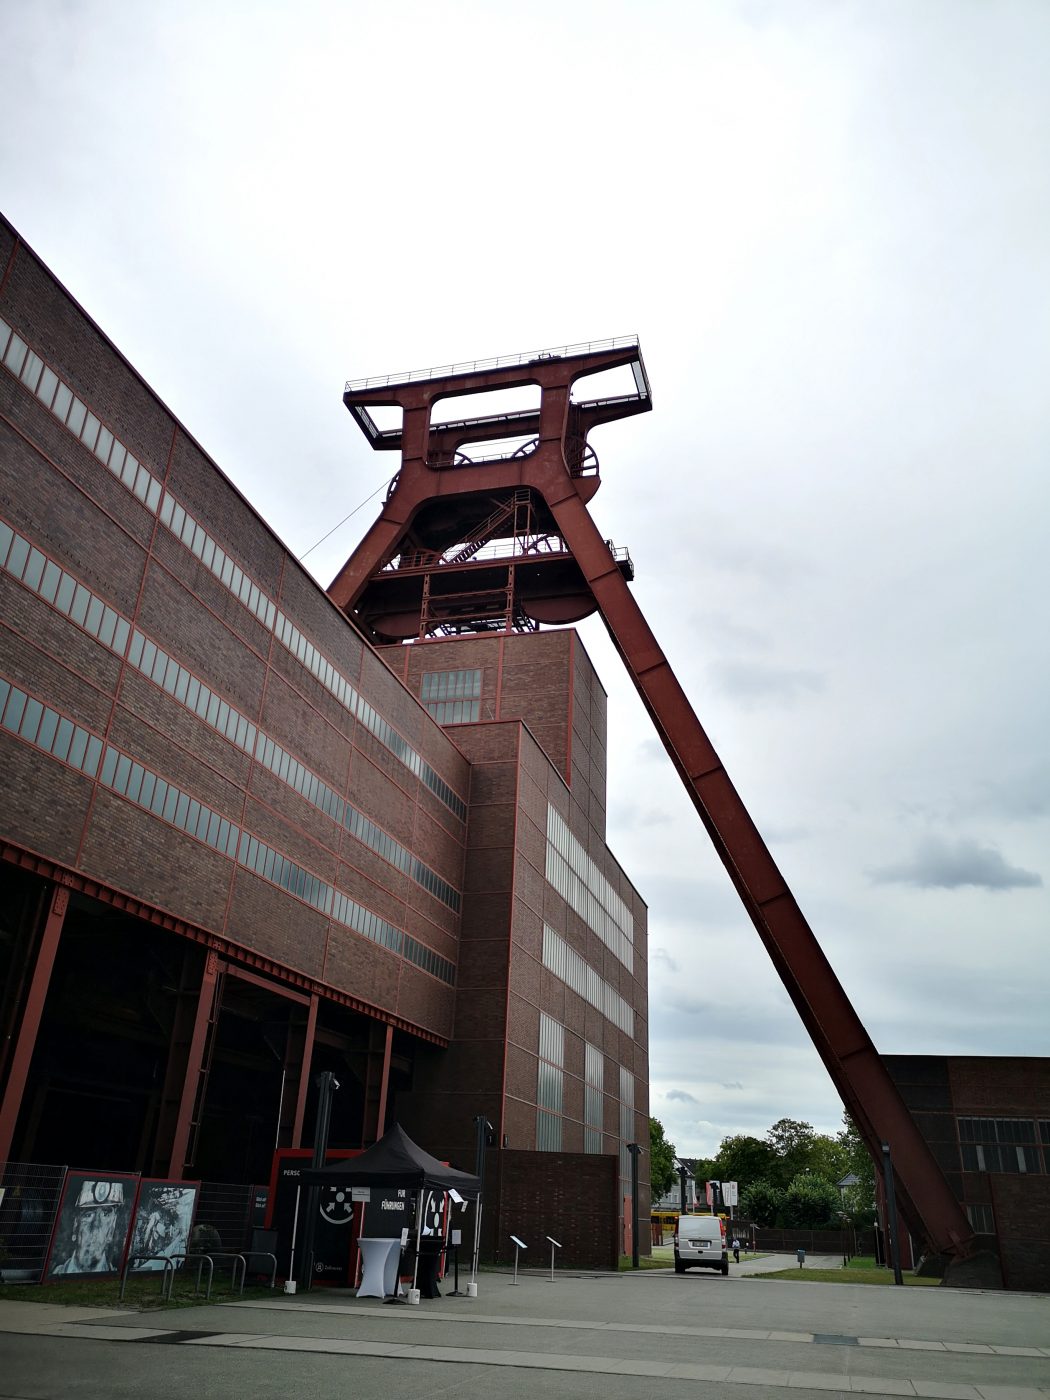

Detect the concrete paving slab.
xmin=41 ymin=1322 xmax=173 ymax=1341
xmin=729 ymin=1365 xmax=796 ymax=1385
xmin=787 ymin=1370 xmax=852 ymax=1390
xmin=912 ymin=1383 xmax=982 ymax=1399
xmin=662 ymin=1361 xmax=735 ymax=1381
xmin=0 ymin=1303 xmax=138 ymax=1329
xmin=849 ymin=1376 xmax=917 ymax=1394
xmin=182 ymin=1332 xmax=265 ymax=1346
xmin=973 ymin=1389 xmax=1049 ymax=1400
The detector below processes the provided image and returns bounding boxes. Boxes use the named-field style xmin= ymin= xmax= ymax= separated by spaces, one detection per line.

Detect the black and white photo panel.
xmin=45 ymin=1172 xmax=138 ymax=1280
xmin=127 ymin=1180 xmax=199 ymax=1272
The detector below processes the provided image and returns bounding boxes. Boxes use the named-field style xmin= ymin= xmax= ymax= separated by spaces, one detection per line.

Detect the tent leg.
xmin=407 ymin=1188 xmax=424 ymax=1303
xmin=285 ymin=1185 xmax=301 ymax=1293
xmin=468 ymin=1198 xmax=483 ymax=1296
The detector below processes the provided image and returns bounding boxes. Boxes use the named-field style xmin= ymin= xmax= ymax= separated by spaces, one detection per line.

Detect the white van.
xmin=674 ymin=1214 xmax=729 ymax=1275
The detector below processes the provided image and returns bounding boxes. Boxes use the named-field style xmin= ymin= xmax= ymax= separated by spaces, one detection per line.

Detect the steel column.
xmin=375 ymin=1022 xmax=394 ymax=1140
xmin=289 ymin=994 xmax=318 ymax=1149
xmin=164 ymin=950 xmax=222 ymax=1178
xmin=0 ymin=884 xmax=68 ymax=1164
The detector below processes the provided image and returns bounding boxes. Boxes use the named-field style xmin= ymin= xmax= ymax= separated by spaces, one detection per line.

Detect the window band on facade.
xmin=537 ymin=1012 xmax=565 ymax=1152
xmin=541 ymin=924 xmax=634 ymax=1036
xmin=966 ymin=1203 xmax=995 ymax=1233
xmin=584 ymin=1041 xmax=603 ymax=1154
xmin=421 ymin=669 xmax=481 ymax=724
xmin=0 ymin=670 xmax=456 ymax=986
xmin=0 ymin=313 xmax=467 ymax=822
xmin=545 ymin=804 xmax=633 ymax=970
xmin=0 ymin=513 xmax=461 ymax=914
xmin=958 ymin=1117 xmax=1046 ymax=1174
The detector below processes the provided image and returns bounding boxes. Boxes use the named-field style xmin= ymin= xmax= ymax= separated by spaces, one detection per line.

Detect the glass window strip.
xmin=0 ymin=670 xmax=457 ymax=986
xmin=1 ymin=514 xmax=462 ymax=912
xmin=545 ymin=808 xmax=633 ymax=970
xmin=542 ymin=925 xmax=634 ymax=1036
xmin=537 ymin=1110 xmax=562 ymax=1152
xmin=1 ymin=320 xmax=467 ymax=820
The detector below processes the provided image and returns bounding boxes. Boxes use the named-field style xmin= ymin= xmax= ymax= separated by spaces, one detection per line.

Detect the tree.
xmin=780 ymin=1171 xmax=841 ymax=1229
xmin=713 ymin=1134 xmax=779 ymax=1191
xmin=681 ymin=1156 xmax=717 ymax=1188
xmin=766 ymin=1118 xmax=817 ymax=1188
xmin=806 ymin=1132 xmax=851 ymax=1186
xmin=649 ymin=1117 xmax=677 ymax=1201
xmin=739 ymin=1179 xmax=784 ymax=1227
xmin=836 ymin=1113 xmax=877 ymax=1228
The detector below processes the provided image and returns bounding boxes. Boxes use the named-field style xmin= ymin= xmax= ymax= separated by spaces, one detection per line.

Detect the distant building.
xmin=882 ymin=1056 xmax=1050 ymax=1291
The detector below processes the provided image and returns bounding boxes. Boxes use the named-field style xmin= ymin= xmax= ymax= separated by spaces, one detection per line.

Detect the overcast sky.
xmin=3 ymin=0 xmax=1047 ymax=1159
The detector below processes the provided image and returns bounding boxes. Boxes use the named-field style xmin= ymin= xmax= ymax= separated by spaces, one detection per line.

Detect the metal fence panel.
xmin=193 ymin=1181 xmax=257 ymax=1253
xmin=0 ymin=1161 xmax=68 ymax=1282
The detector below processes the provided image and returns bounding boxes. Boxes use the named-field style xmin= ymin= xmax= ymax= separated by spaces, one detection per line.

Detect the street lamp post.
xmin=300 ymin=1071 xmax=339 ymax=1290
xmin=881 ymin=1141 xmax=904 ymax=1287
xmin=627 ymin=1143 xmax=642 ymax=1270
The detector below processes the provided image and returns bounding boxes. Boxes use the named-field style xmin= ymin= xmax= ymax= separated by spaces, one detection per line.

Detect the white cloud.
xmin=870 ymin=837 xmax=1043 ymax=891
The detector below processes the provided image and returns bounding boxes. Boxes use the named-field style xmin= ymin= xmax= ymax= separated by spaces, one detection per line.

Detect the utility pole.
xmin=882 ymin=1141 xmax=904 ymax=1286
xmin=300 ymin=1071 xmax=339 ymax=1289
xmin=627 ymin=1143 xmax=642 ymax=1269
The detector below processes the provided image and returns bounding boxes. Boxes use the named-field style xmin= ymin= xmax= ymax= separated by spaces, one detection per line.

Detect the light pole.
xmin=300 ymin=1071 xmax=339 ymax=1290
xmin=627 ymin=1143 xmax=643 ymax=1270
xmin=473 ymin=1116 xmax=492 ymax=1191
xmin=470 ymin=1115 xmax=492 ymax=1281
xmin=881 ymin=1141 xmax=904 ymax=1286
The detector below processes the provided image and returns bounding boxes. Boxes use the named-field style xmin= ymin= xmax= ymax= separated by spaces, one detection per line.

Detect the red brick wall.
xmin=990 ymin=1175 xmax=1050 ymax=1292
xmin=1 ymin=220 xmax=468 ymax=1039
xmin=486 ymin=1148 xmax=620 ymax=1270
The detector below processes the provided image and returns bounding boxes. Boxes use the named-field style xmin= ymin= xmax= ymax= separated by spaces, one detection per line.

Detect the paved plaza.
xmin=0 ymin=1258 xmax=1047 ymax=1400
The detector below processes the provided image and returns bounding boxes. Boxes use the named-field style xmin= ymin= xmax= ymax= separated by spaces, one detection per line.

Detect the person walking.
xmin=732 ymin=1235 xmax=741 ymax=1264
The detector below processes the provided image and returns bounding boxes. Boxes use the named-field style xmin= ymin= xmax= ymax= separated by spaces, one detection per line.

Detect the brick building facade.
xmin=0 ymin=214 xmax=649 ymax=1262
xmin=883 ymin=1056 xmax=1050 ymax=1291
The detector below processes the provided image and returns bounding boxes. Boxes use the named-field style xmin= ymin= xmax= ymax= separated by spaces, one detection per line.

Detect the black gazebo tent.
xmin=300 ymin=1123 xmax=481 ymax=1196
xmin=298 ymin=1124 xmax=482 ymax=1297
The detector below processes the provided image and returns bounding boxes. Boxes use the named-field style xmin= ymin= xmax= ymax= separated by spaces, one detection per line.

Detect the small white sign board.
xmin=351 ymin=1187 xmax=371 ymax=1202
xmin=510 ymin=1235 xmax=527 ymax=1249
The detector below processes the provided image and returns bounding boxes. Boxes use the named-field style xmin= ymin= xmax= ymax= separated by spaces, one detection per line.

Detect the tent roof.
xmin=300 ymin=1123 xmax=481 ymax=1195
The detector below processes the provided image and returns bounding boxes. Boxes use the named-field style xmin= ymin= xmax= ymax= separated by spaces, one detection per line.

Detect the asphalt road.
xmin=0 ymin=1261 xmax=1046 ymax=1400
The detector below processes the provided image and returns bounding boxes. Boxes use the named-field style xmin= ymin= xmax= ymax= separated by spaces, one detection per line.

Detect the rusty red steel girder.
xmin=329 ymin=341 xmax=975 ymax=1260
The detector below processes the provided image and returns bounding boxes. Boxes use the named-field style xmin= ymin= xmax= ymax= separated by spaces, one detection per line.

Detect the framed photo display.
xmin=126 ymin=1180 xmax=199 ymax=1272
xmin=44 ymin=1172 xmax=138 ymax=1280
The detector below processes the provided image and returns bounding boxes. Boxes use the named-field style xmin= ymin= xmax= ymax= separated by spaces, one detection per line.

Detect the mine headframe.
xmin=328 ymin=335 xmax=976 ymax=1267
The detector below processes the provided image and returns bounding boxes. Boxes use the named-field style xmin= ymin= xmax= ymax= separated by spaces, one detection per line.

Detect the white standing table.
xmin=356 ymin=1237 xmax=403 ymax=1299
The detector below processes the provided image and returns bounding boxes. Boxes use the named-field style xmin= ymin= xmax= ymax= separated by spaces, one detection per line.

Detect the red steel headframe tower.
xmin=327 ymin=336 xmax=975 ymax=1263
